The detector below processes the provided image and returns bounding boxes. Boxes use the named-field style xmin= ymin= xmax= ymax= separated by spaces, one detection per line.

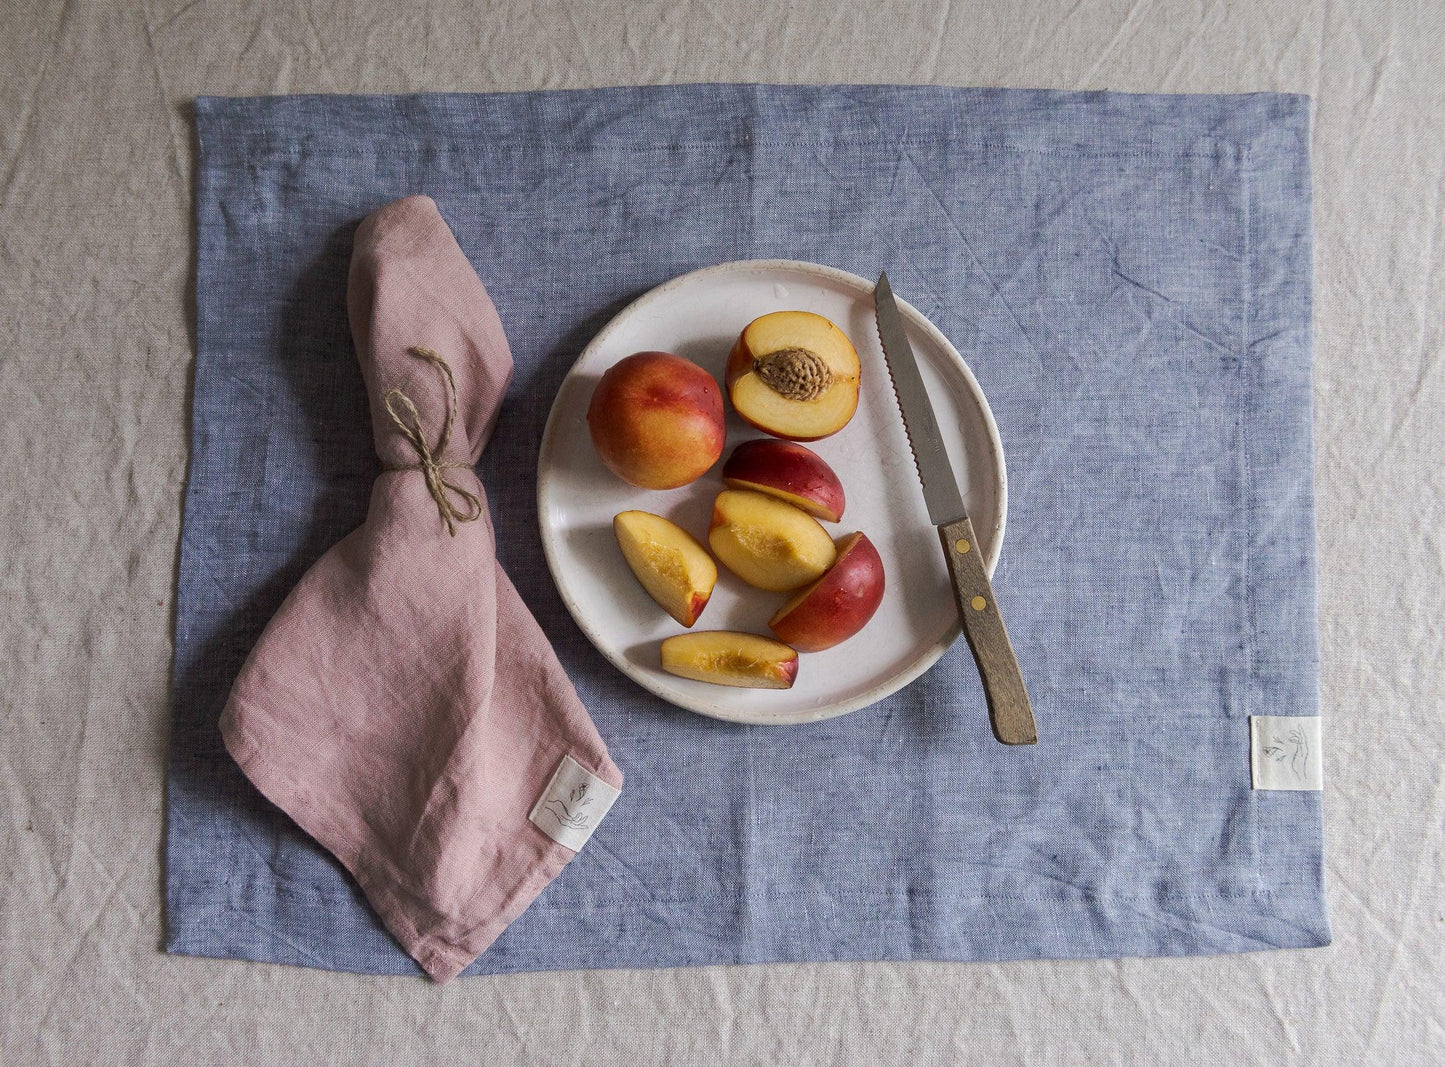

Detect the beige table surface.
xmin=2 ymin=0 xmax=1442 ymax=1063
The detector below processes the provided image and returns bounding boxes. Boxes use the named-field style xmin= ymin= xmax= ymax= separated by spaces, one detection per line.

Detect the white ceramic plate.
xmin=537 ymin=260 xmax=1006 ymax=725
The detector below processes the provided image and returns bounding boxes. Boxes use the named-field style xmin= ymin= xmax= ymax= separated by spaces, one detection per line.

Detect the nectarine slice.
xmin=721 ymin=439 xmax=846 ymax=522
xmin=707 ymin=489 xmax=838 ymax=591
xmin=769 ymin=532 xmax=885 ymax=651
xmin=725 ymin=311 xmax=861 ymax=441
xmin=614 ymin=511 xmax=717 ymax=627
xmin=660 ymin=631 xmax=799 ymax=689
xmin=588 ymin=351 xmax=725 ymax=489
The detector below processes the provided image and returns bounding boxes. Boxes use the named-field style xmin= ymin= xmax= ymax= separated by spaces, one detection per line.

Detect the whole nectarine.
xmin=588 ymin=351 xmax=725 ymax=489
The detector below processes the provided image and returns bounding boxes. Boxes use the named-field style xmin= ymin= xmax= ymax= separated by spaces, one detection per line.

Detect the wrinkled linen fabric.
xmin=168 ymin=86 xmax=1327 ymax=977
xmin=216 ymin=195 xmax=622 ymax=981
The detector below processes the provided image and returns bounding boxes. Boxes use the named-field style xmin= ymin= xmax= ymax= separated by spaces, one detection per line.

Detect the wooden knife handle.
xmin=937 ymin=516 xmax=1038 ymax=745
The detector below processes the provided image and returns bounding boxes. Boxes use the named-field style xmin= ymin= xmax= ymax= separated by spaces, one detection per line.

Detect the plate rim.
xmin=536 ymin=258 xmax=1008 ymax=725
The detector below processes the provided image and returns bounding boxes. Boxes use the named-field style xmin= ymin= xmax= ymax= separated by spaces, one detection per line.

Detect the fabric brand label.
xmin=1250 ymin=716 xmax=1324 ymax=791
xmin=528 ymin=754 xmax=621 ymax=851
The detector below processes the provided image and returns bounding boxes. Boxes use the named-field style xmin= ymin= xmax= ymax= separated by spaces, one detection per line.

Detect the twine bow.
xmin=383 ymin=346 xmax=482 ymax=537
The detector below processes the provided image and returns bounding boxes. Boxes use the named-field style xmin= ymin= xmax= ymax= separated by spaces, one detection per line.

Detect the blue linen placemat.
xmin=168 ymin=86 xmax=1327 ymax=975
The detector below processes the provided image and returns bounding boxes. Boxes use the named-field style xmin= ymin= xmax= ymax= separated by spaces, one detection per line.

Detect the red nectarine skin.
xmin=721 ymin=439 xmax=846 ymax=522
xmin=768 ymin=532 xmax=885 ymax=652
xmin=630 ymin=352 xmax=721 ymax=411
xmin=588 ymin=352 xmax=725 ymax=489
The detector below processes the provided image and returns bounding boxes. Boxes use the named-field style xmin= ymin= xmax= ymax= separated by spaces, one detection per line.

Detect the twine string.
xmin=383 ymin=346 xmax=481 ymax=537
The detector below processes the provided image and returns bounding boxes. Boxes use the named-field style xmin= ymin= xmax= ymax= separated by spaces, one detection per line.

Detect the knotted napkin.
xmin=218 ymin=195 xmax=623 ymax=982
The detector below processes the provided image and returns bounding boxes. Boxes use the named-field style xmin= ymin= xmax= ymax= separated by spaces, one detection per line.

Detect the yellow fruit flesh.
xmin=730 ymin=524 xmax=793 ymax=558
xmin=614 ymin=511 xmax=717 ymax=626
xmin=729 ymin=373 xmax=859 ymax=439
xmin=731 ymin=312 xmax=861 ymax=441
xmin=743 ymin=312 xmax=858 ymax=372
xmin=724 ymin=479 xmax=838 ymax=521
xmin=660 ymin=631 xmax=797 ymax=690
xmin=708 ymin=490 xmax=837 ymax=591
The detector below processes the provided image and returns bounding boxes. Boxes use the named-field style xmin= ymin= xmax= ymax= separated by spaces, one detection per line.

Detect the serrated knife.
xmin=874 ymin=273 xmax=1037 ymax=745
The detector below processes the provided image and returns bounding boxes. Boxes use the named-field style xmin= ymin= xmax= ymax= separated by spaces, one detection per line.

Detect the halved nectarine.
xmin=614 ymin=510 xmax=717 ymax=627
xmin=588 ymin=351 xmax=725 ymax=489
xmin=768 ymin=532 xmax=885 ymax=651
xmin=721 ymin=439 xmax=846 ymax=522
xmin=660 ymin=631 xmax=799 ymax=689
xmin=725 ymin=311 xmax=861 ymax=440
xmin=707 ymin=489 xmax=838 ymax=591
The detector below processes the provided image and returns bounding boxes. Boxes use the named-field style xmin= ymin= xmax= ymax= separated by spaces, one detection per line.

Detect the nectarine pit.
xmin=754 ymin=347 xmax=833 ymax=402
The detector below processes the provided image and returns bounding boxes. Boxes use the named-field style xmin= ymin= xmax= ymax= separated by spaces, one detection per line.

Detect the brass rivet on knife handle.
xmin=938 ymin=515 xmax=1037 ymax=745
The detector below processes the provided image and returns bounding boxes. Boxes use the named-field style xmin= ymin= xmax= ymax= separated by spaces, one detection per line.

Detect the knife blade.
xmin=874 ymin=272 xmax=1038 ymax=745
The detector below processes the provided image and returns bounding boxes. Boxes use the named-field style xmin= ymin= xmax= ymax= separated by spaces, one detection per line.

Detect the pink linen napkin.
xmin=218 ymin=195 xmax=623 ymax=982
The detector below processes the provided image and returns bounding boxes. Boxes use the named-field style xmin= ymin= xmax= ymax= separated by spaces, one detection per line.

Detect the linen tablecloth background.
xmin=1 ymin=1 xmax=1441 ymax=1064
xmin=170 ymin=86 xmax=1325 ymax=977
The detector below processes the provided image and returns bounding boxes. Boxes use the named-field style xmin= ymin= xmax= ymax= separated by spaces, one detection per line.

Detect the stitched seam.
xmin=177 ymin=883 xmax=1287 ymax=907
xmin=211 ymin=137 xmax=1238 ymax=164
xmin=1239 ymin=145 xmax=1266 ymax=895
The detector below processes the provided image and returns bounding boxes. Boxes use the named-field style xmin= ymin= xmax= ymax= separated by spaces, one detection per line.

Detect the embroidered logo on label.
xmin=528 ymin=754 xmax=621 ymax=851
xmin=1250 ymin=715 xmax=1323 ymax=791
